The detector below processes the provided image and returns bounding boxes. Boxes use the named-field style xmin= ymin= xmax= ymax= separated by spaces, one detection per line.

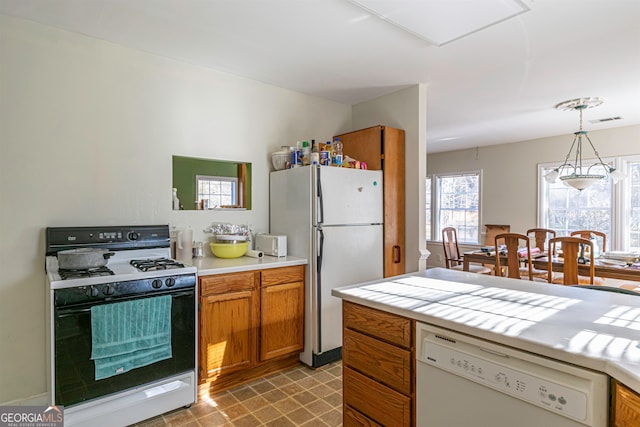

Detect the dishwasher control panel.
xmin=416 ymin=323 xmax=608 ymax=426
xmin=421 ymin=340 xmax=587 ymax=420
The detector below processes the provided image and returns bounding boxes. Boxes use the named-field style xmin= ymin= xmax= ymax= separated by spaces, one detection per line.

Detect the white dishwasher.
xmin=416 ymin=322 xmax=608 ymax=427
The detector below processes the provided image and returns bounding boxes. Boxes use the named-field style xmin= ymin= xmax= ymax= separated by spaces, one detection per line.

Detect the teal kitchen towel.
xmin=90 ymin=295 xmax=172 ymax=380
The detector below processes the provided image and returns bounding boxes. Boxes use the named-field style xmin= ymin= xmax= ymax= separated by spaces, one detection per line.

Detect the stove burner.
xmin=59 ymin=266 xmax=115 ymax=280
xmin=130 ymin=258 xmax=186 ymax=272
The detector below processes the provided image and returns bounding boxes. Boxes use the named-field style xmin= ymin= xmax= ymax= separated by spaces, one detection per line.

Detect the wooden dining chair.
xmin=570 ymin=230 xmax=607 ymax=253
xmin=525 ymin=228 xmax=556 ymax=279
xmin=526 ymin=228 xmax=556 ymax=252
xmin=494 ymin=233 xmax=547 ymax=282
xmin=570 ymin=230 xmax=607 ymax=284
xmin=484 ymin=224 xmax=510 ymax=246
xmin=442 ymin=227 xmax=492 ymax=274
xmin=547 ymin=236 xmax=604 ymax=286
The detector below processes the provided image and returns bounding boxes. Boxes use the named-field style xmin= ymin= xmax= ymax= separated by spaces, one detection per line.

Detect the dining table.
xmin=462 ymin=250 xmax=640 ymax=282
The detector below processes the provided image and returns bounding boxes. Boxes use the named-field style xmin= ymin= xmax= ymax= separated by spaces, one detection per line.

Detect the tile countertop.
xmin=332 ymin=267 xmax=640 ymax=394
xmin=191 ymin=255 xmax=307 ymax=276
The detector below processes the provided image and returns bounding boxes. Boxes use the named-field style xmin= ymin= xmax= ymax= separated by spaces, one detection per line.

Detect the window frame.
xmin=426 ymin=169 xmax=483 ymax=245
xmin=619 ymin=155 xmax=640 ymax=251
xmin=196 ymin=174 xmax=239 ymax=208
xmin=537 ymin=155 xmax=640 ymax=251
xmin=425 ymin=176 xmax=432 ymax=241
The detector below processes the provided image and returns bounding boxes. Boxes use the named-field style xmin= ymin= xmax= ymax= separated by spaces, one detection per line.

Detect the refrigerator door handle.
xmin=317 ymin=227 xmax=324 ymax=272
xmin=316 ymin=166 xmax=324 ymax=225
xmin=316 ymin=227 xmax=324 ymax=352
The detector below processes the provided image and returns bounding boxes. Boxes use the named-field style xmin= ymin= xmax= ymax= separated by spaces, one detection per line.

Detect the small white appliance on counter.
xmin=255 ymin=233 xmax=287 ymax=257
xmin=270 ymin=165 xmax=384 ymax=367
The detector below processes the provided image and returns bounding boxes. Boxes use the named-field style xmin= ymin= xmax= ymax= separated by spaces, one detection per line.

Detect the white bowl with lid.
xmin=271 ymin=147 xmax=290 ymax=171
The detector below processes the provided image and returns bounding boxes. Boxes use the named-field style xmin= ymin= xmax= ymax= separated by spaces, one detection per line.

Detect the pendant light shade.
xmin=544 ymin=97 xmax=626 ymax=191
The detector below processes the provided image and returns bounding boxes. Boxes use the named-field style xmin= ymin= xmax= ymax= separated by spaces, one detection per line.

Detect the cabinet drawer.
xmin=343 ymin=329 xmax=412 ymax=395
xmin=344 ymin=301 xmax=412 ymax=348
xmin=200 ymin=272 xmax=256 ymax=296
xmin=261 ymin=265 xmax=305 ymax=287
xmin=614 ymin=381 xmax=640 ymax=427
xmin=344 ymin=367 xmax=411 ymax=427
xmin=344 ymin=405 xmax=383 ymax=427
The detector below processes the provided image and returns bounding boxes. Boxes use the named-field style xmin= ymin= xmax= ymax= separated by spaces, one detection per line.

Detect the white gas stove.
xmin=45 ymin=225 xmax=197 ymax=427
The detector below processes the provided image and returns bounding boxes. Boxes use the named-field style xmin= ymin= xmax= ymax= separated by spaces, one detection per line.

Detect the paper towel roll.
xmin=246 ymin=249 xmax=264 ymax=259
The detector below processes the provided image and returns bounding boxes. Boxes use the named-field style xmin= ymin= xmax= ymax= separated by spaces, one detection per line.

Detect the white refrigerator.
xmin=270 ymin=165 xmax=384 ymax=367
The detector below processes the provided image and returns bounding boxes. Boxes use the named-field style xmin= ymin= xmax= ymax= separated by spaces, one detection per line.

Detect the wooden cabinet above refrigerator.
xmin=335 ymin=125 xmax=406 ymax=277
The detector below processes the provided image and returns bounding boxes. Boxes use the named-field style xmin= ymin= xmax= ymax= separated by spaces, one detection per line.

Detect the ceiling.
xmin=1 ymin=0 xmax=639 ymax=153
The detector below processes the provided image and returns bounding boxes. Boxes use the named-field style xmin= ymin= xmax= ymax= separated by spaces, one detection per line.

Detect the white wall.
xmin=0 ymin=15 xmax=352 ymax=403
xmin=426 ymin=125 xmax=640 ymax=267
xmin=350 ymin=84 xmax=428 ymax=272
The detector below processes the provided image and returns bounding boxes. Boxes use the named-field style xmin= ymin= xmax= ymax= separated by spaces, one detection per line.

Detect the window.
xmin=543 ymin=163 xmax=612 ymax=237
xmin=196 ymin=175 xmax=238 ymax=208
xmin=538 ymin=155 xmax=640 ymax=251
xmin=426 ymin=171 xmax=482 ymax=244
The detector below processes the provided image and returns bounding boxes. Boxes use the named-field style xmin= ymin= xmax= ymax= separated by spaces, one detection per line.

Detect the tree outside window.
xmin=196 ymin=175 xmax=238 ymax=208
xmin=426 ymin=172 xmax=481 ymax=244
xmin=539 ymin=156 xmax=640 ymax=252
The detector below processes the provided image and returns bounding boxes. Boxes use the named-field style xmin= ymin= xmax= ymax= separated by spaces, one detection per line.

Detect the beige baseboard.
xmin=1 ymin=392 xmax=48 ymax=406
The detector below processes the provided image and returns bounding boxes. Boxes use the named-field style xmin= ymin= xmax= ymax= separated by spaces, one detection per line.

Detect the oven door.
xmin=53 ymin=287 xmax=195 ymax=407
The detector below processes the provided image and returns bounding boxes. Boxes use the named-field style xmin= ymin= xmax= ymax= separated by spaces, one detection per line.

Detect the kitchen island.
xmin=333 ymin=267 xmax=640 ymax=426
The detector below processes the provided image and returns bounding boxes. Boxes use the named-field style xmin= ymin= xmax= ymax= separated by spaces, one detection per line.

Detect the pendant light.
xmin=544 ymin=97 xmax=626 ymax=191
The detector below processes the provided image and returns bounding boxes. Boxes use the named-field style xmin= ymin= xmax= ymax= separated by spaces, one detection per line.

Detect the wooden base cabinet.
xmin=342 ymin=301 xmax=415 ymax=426
xmin=199 ymin=265 xmax=305 ymax=392
xmin=613 ymin=380 xmax=640 ymax=426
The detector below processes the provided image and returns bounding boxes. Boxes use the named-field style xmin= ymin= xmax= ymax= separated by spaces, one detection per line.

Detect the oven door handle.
xmin=57 ymin=307 xmax=92 ymax=316
xmin=56 ymin=290 xmax=195 ymax=315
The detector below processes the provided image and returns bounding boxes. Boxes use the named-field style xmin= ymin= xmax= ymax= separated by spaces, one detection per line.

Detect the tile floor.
xmin=132 ymin=361 xmax=343 ymax=427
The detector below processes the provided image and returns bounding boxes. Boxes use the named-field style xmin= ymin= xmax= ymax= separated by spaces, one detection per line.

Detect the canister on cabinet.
xmin=192 ymin=241 xmax=204 ymax=258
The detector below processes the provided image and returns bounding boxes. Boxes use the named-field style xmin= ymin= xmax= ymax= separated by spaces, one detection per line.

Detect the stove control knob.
xmin=87 ymin=287 xmax=99 ymax=297
xmin=103 ymin=285 xmax=115 ymax=296
xmin=165 ymin=278 xmax=176 ymax=287
xmin=127 ymin=231 xmax=140 ymax=241
xmin=152 ymin=279 xmax=163 ymax=289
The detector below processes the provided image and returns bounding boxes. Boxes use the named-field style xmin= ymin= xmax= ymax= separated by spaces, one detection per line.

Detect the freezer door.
xmin=316 ymin=167 xmax=383 ymax=226
xmin=269 ymin=167 xmax=313 ymax=260
xmin=314 ymin=224 xmax=383 ymax=354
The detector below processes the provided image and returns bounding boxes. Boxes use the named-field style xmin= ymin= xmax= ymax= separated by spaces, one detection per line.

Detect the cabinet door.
xmin=343 ymin=329 xmax=412 ymax=394
xmin=344 ymin=367 xmax=412 ymax=427
xmin=344 ymin=301 xmax=413 ymax=349
xmin=614 ymin=381 xmax=640 ymax=427
xmin=337 ymin=125 xmax=384 ymax=170
xmin=380 ymin=126 xmax=406 ymax=278
xmin=199 ymin=289 xmax=258 ymax=381
xmin=260 ymin=280 xmax=304 ymax=360
xmin=344 ymin=405 xmax=383 ymax=427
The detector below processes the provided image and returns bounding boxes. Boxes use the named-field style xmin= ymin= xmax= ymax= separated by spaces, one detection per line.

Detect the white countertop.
xmin=191 ymin=255 xmax=307 ymax=276
xmin=332 ymin=267 xmax=640 ymax=394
